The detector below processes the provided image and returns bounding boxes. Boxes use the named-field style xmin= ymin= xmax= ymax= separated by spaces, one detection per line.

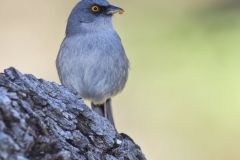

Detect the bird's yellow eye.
xmin=91 ymin=5 xmax=100 ymax=12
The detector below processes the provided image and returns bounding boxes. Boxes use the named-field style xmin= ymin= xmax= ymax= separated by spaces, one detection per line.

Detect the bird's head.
xmin=66 ymin=0 xmax=125 ymax=35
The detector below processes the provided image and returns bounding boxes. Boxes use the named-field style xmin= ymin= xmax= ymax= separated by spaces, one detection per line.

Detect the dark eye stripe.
xmin=90 ymin=4 xmax=108 ymax=14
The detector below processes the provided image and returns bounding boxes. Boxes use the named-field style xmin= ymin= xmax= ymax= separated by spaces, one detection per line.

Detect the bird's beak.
xmin=106 ymin=5 xmax=125 ymax=15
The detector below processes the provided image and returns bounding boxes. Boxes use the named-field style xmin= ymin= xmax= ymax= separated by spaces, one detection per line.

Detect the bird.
xmin=56 ymin=0 xmax=129 ymax=127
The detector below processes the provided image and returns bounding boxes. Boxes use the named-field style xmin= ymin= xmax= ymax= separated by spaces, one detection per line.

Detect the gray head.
xmin=66 ymin=0 xmax=124 ymax=35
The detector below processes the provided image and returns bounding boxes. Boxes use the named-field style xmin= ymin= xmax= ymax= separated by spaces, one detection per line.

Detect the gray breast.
xmin=56 ymin=31 xmax=129 ymax=104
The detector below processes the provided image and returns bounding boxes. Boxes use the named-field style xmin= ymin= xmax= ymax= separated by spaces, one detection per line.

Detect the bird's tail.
xmin=91 ymin=99 xmax=115 ymax=127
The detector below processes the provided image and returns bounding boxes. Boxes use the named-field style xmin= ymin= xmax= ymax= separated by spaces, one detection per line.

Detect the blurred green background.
xmin=1 ymin=0 xmax=240 ymax=159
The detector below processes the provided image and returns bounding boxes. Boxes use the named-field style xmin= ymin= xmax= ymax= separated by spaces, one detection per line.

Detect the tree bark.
xmin=0 ymin=68 xmax=146 ymax=160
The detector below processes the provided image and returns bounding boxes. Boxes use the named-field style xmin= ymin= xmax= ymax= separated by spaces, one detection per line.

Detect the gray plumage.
xmin=56 ymin=0 xmax=129 ymax=126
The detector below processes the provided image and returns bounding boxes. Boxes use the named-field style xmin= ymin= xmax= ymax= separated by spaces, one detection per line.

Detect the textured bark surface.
xmin=0 ymin=68 xmax=146 ymax=160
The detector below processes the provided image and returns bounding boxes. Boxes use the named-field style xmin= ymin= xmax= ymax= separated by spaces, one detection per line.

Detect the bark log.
xmin=0 ymin=68 xmax=146 ymax=160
